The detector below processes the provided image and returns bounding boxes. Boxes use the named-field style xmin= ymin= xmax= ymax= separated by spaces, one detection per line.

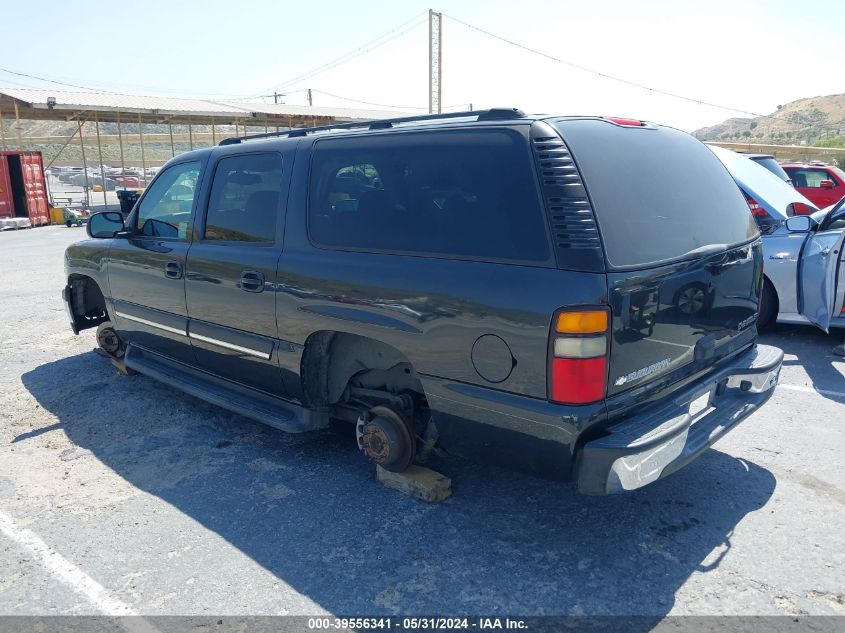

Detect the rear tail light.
xmin=792 ymin=202 xmax=812 ymax=215
xmin=747 ymin=198 xmax=768 ymax=217
xmin=549 ymin=308 xmax=609 ymax=405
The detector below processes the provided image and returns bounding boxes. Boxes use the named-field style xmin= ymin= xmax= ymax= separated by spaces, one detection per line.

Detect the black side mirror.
xmin=87 ymin=211 xmax=126 ymax=238
xmin=785 ymin=215 xmax=812 ymax=233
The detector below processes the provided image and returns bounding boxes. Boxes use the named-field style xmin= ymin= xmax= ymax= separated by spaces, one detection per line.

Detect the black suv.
xmin=63 ymin=109 xmax=783 ymax=494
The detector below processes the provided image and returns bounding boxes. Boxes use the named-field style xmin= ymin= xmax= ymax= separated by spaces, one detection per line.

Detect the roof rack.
xmin=218 ymin=107 xmax=526 ymax=145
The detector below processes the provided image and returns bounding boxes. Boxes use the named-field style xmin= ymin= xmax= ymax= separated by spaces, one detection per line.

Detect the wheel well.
xmin=67 ymin=274 xmax=108 ymax=330
xmin=762 ymin=275 xmax=779 ymax=311
xmin=758 ymin=275 xmax=779 ymax=329
xmin=300 ymin=331 xmax=429 ymax=427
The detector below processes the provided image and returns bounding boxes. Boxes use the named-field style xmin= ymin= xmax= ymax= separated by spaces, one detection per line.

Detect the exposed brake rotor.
xmin=356 ymin=405 xmax=416 ymax=473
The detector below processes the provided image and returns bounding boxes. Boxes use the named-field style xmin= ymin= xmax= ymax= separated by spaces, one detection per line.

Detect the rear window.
xmin=308 ymin=129 xmax=551 ymax=263
xmin=751 ymin=157 xmax=790 ymax=182
xmin=553 ymin=120 xmax=757 ymax=268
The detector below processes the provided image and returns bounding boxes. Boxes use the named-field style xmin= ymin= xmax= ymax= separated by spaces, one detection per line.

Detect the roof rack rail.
xmin=218 ymin=108 xmax=526 ymax=145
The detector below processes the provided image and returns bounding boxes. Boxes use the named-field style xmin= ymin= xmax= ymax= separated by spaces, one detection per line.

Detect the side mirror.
xmin=87 ymin=211 xmax=125 ymax=238
xmin=820 ymin=180 xmax=835 ymax=190
xmin=785 ymin=215 xmax=812 ymax=233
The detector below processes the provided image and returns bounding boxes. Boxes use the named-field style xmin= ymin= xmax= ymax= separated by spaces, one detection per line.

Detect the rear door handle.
xmin=164 ymin=260 xmax=182 ymax=279
xmin=240 ymin=270 xmax=265 ymax=293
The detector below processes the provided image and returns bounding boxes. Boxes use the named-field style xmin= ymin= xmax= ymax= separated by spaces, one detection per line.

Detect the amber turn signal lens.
xmin=555 ymin=311 xmax=608 ymax=334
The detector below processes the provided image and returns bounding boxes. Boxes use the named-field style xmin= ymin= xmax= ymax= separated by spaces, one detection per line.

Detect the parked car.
xmin=710 ymin=146 xmax=844 ymax=330
xmin=63 ymin=110 xmax=783 ymax=495
xmin=114 ymin=176 xmax=141 ymax=188
xmin=782 ymin=162 xmax=845 ymax=209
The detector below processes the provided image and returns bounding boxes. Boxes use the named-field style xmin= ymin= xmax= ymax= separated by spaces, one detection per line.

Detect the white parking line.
xmin=777 ymin=383 xmax=845 ymax=399
xmin=0 ymin=510 xmax=161 ymax=633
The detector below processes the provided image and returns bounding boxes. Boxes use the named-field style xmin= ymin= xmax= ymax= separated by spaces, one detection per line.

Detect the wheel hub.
xmin=356 ymin=406 xmax=416 ymax=472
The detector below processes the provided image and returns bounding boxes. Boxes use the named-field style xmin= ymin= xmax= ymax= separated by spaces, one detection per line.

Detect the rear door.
xmin=21 ymin=152 xmax=49 ymax=226
xmin=184 ymin=151 xmax=291 ymax=396
xmin=552 ymin=119 xmax=761 ymax=396
xmin=799 ymin=228 xmax=845 ymax=332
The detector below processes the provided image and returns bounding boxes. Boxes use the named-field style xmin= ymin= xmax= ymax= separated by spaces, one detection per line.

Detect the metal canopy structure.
xmin=0 ymin=88 xmax=408 ymax=210
xmin=0 ymin=88 xmax=406 ymax=126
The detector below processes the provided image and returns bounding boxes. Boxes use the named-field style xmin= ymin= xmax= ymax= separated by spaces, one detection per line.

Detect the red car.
xmin=114 ymin=176 xmax=141 ymax=188
xmin=782 ymin=162 xmax=845 ymax=208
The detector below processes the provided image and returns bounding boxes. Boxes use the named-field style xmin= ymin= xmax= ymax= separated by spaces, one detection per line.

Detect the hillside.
xmin=693 ymin=93 xmax=845 ymax=146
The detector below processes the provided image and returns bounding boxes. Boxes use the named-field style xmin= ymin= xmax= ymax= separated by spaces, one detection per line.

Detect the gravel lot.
xmin=1 ymin=225 xmax=844 ymax=618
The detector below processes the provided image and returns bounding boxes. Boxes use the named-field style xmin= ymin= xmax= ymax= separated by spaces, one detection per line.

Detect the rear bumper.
xmin=577 ymin=343 xmax=783 ymax=495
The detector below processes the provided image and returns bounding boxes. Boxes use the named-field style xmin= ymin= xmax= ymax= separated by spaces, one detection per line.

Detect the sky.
xmin=1 ymin=0 xmax=842 ymax=132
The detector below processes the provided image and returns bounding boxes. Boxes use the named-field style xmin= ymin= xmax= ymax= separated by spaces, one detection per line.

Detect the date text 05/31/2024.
xmin=307 ymin=617 xmax=529 ymax=630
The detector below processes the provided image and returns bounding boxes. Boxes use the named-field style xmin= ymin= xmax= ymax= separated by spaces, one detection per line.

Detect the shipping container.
xmin=0 ymin=151 xmax=50 ymax=226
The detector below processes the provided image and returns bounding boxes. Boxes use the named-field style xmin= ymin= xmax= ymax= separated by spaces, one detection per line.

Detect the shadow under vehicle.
xmin=21 ymin=350 xmax=777 ymax=616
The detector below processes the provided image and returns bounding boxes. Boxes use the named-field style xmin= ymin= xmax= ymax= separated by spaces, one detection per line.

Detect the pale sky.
xmin=2 ymin=0 xmax=841 ymax=132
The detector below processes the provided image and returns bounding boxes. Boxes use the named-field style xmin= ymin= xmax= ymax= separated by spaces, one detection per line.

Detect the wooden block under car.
xmin=376 ymin=464 xmax=452 ymax=503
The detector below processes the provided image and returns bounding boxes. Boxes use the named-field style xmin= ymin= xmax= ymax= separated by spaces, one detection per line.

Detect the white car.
xmin=710 ymin=145 xmax=845 ymax=331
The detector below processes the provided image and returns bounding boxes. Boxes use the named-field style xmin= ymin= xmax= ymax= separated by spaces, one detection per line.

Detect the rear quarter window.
xmin=553 ymin=120 xmax=758 ymax=268
xmin=307 ymin=129 xmax=552 ymax=264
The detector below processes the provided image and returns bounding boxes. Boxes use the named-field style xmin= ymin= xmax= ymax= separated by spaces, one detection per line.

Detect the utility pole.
xmin=307 ymin=88 xmax=313 ymax=106
xmin=428 ymin=9 xmax=442 ymax=114
xmin=273 ymin=92 xmax=279 ymax=104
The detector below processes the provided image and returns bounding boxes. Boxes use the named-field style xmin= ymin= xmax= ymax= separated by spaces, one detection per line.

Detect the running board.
xmin=124 ymin=345 xmax=327 ymax=433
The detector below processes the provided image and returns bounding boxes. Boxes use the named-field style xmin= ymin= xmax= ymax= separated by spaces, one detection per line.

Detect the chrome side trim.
xmin=115 ymin=311 xmax=186 ymax=336
xmin=188 ymin=332 xmax=271 ymax=360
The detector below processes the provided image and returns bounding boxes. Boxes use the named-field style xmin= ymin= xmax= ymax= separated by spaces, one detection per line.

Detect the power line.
xmin=0 ymin=67 xmax=272 ymax=101
xmin=311 ymin=89 xmax=427 ymax=111
xmin=0 ymin=66 xmax=109 ymax=92
xmin=258 ymin=11 xmax=427 ymax=95
xmin=443 ymin=13 xmax=813 ymax=129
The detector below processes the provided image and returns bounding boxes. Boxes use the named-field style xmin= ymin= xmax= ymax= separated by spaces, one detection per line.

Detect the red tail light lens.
xmin=792 ymin=202 xmax=812 ymax=215
xmin=747 ymin=198 xmax=768 ymax=217
xmin=604 ymin=117 xmax=644 ymax=127
xmin=549 ymin=308 xmax=610 ymax=405
xmin=551 ymin=357 xmax=607 ymax=404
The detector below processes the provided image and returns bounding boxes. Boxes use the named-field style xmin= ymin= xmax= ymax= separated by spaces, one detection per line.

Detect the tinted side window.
xmin=136 ymin=161 xmax=201 ymax=239
xmin=308 ymin=130 xmax=551 ymax=263
xmin=205 ymin=153 xmax=283 ymax=242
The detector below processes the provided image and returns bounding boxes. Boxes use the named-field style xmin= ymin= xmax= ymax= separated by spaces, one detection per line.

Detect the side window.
xmin=135 ymin=161 xmax=201 ymax=239
xmin=823 ymin=206 xmax=845 ymax=231
xmin=204 ymin=153 xmax=284 ymax=242
xmin=790 ymin=169 xmax=836 ymax=189
xmin=308 ymin=130 xmax=551 ymax=263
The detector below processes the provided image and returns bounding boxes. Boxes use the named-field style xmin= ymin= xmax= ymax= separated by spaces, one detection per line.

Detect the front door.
xmin=799 ymin=228 xmax=845 ymax=332
xmin=184 ymin=151 xmax=291 ymax=397
xmin=108 ymin=159 xmax=205 ymax=364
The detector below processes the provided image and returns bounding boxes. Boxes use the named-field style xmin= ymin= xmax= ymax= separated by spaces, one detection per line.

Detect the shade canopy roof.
xmin=0 ymin=88 xmax=407 ymax=126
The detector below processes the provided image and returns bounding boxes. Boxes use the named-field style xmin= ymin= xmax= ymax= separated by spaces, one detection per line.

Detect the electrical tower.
xmin=428 ymin=10 xmax=442 ymax=114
